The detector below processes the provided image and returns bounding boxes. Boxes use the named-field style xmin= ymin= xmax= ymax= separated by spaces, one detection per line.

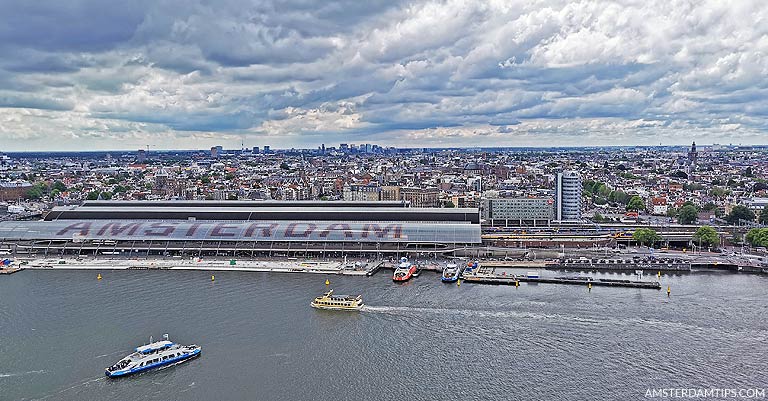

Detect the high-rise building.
xmin=210 ymin=146 xmax=219 ymax=158
xmin=555 ymin=170 xmax=582 ymax=221
xmin=252 ymin=146 xmax=260 ymax=154
xmin=137 ymin=149 xmax=146 ymax=163
xmin=263 ymin=145 xmax=271 ymax=154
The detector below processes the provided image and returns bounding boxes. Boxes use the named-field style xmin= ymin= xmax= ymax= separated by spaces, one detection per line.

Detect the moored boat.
xmin=310 ymin=289 xmax=364 ymax=311
xmin=105 ymin=335 xmax=200 ymax=378
xmin=393 ymin=257 xmax=417 ymax=282
xmin=462 ymin=261 xmax=479 ymax=277
xmin=441 ymin=262 xmax=461 ymax=282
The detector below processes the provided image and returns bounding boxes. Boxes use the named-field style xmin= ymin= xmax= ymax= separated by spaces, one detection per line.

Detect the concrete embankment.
xmin=21 ymin=258 xmax=377 ymax=276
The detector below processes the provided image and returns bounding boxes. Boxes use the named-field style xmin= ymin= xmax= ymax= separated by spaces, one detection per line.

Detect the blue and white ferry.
xmin=105 ymin=334 xmax=201 ymax=377
xmin=441 ymin=262 xmax=461 ymax=282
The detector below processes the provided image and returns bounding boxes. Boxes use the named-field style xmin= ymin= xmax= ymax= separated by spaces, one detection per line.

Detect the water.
xmin=1 ymin=269 xmax=767 ymax=401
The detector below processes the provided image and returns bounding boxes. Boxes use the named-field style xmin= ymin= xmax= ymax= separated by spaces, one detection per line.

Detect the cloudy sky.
xmin=1 ymin=0 xmax=767 ymax=151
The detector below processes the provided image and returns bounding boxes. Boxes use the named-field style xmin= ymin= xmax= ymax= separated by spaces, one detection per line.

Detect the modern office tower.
xmin=555 ymin=170 xmax=582 ymax=221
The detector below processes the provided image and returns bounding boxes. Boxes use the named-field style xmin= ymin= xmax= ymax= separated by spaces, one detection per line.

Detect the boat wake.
xmin=362 ymin=305 xmax=538 ymax=319
xmin=30 ymin=376 xmax=105 ymax=401
xmin=0 ymin=369 xmax=46 ymax=378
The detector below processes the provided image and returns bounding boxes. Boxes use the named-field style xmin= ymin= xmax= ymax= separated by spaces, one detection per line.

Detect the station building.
xmin=0 ymin=201 xmax=481 ymax=258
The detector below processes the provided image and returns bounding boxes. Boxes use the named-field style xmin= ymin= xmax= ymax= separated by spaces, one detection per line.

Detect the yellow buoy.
xmin=588 ymin=282 xmax=592 ymax=292
xmin=667 ymin=285 xmax=671 ymax=297
xmin=97 ymin=273 xmax=102 ymax=280
xmin=325 ymin=279 xmax=330 ymax=286
xmin=657 ymin=271 xmax=661 ymax=278
xmin=515 ymin=280 xmax=519 ymax=288
xmin=211 ymin=275 xmax=215 ymax=281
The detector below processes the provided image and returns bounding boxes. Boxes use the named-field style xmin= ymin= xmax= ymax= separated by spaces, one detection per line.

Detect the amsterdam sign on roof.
xmin=0 ymin=220 xmax=481 ymax=244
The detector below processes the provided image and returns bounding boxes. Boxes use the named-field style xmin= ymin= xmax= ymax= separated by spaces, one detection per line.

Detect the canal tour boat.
xmin=105 ymin=335 xmax=201 ymax=378
xmin=441 ymin=262 xmax=461 ymax=282
xmin=393 ymin=257 xmax=417 ymax=282
xmin=310 ymin=289 xmax=364 ymax=311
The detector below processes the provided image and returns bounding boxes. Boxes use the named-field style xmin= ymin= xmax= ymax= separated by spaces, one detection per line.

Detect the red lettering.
xmin=143 ymin=222 xmax=177 ymax=236
xmin=319 ymin=223 xmax=354 ymax=238
xmin=284 ymin=222 xmax=316 ymax=238
xmin=56 ymin=222 xmax=91 ymax=236
xmin=361 ymin=223 xmax=402 ymax=239
xmin=210 ymin=223 xmax=238 ymax=237
xmin=96 ymin=222 xmax=141 ymax=236
xmin=244 ymin=223 xmax=279 ymax=237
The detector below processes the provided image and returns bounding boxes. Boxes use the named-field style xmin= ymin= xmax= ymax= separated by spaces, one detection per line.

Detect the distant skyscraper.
xmin=252 ymin=146 xmax=260 ymax=154
xmin=137 ymin=149 xmax=146 ymax=163
xmin=321 ymin=144 xmax=325 ymax=154
xmin=263 ymin=145 xmax=271 ymax=154
xmin=555 ymin=170 xmax=582 ymax=221
xmin=340 ymin=143 xmax=349 ymax=152
xmin=216 ymin=145 xmax=223 ymax=155
xmin=210 ymin=146 xmax=219 ymax=158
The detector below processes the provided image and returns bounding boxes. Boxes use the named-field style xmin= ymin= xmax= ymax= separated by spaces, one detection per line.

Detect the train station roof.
xmin=44 ymin=206 xmax=480 ymax=224
xmin=0 ymin=220 xmax=481 ymax=244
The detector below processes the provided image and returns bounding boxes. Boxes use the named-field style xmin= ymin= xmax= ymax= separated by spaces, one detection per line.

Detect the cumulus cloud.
xmin=1 ymin=0 xmax=767 ymax=150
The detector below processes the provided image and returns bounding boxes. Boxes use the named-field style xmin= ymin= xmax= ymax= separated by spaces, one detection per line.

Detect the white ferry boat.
xmin=105 ymin=335 xmax=201 ymax=377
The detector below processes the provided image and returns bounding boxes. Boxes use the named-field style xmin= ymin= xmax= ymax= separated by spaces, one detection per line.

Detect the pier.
xmin=463 ymin=275 xmax=661 ymax=290
xmin=460 ymin=264 xmax=661 ymax=289
xmin=461 ymin=274 xmax=661 ymax=289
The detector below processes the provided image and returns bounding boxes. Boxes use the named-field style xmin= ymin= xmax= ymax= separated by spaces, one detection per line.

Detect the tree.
xmin=100 ymin=191 xmax=113 ymax=200
xmin=746 ymin=228 xmax=768 ymax=247
xmin=626 ymin=196 xmax=645 ymax=211
xmin=678 ymin=205 xmax=698 ymax=225
xmin=51 ymin=180 xmax=67 ymax=192
xmin=693 ymin=226 xmax=719 ymax=247
xmin=86 ymin=191 xmax=100 ymax=200
xmin=445 ymin=201 xmax=455 ymax=208
xmin=726 ymin=205 xmax=755 ymax=225
xmin=633 ymin=228 xmax=661 ymax=246
xmin=760 ymin=208 xmax=768 ymax=225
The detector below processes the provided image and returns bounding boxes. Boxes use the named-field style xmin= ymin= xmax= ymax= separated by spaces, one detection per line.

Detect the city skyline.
xmin=2 ymin=1 xmax=768 ymax=151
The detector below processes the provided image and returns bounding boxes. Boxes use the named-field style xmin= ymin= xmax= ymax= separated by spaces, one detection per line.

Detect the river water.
xmin=1 ymin=268 xmax=766 ymax=400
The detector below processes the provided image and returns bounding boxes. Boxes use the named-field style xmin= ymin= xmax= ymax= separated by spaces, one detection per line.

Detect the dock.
xmin=462 ymin=274 xmax=661 ymax=289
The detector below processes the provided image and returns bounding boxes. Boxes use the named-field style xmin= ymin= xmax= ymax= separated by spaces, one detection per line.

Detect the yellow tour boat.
xmin=310 ymin=290 xmax=364 ymax=311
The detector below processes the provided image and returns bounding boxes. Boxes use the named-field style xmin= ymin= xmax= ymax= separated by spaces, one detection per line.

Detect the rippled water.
xmin=1 ymin=268 xmax=766 ymax=400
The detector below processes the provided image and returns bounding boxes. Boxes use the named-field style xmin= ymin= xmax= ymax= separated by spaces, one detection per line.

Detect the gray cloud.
xmin=1 ymin=0 xmax=768 ymax=150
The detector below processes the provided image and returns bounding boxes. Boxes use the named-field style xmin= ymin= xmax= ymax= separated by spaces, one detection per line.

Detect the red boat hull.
xmin=393 ymin=266 xmax=417 ymax=282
